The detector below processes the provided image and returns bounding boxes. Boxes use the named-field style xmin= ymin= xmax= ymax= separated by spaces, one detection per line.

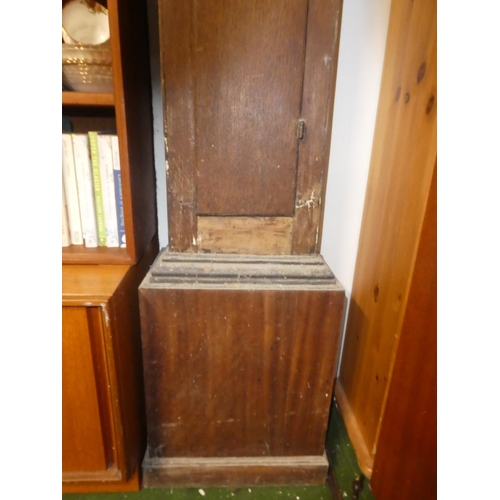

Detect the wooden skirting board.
xmin=334 ymin=382 xmax=374 ymax=478
xmin=142 ymin=452 xmax=329 ymax=488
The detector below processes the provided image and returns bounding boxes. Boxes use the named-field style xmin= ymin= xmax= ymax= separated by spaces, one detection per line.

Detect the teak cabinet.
xmin=139 ymin=0 xmax=344 ymax=488
xmin=62 ymin=0 xmax=157 ymax=492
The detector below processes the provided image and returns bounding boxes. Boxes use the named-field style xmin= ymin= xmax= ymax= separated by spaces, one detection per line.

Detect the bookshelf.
xmin=62 ymin=0 xmax=157 ymax=493
xmin=62 ymin=0 xmax=157 ymax=265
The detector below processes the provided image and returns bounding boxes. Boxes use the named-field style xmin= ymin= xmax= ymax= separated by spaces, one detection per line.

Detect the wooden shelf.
xmin=62 ymin=91 xmax=115 ymax=107
xmin=62 ymin=245 xmax=132 ymax=265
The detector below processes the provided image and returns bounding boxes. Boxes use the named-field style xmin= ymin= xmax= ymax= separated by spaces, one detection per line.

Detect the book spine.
xmin=88 ymin=132 xmax=107 ymax=246
xmin=111 ymin=135 xmax=126 ymax=248
xmin=62 ymin=180 xmax=70 ymax=247
xmin=62 ymin=133 xmax=83 ymax=245
xmin=72 ymin=134 xmax=98 ymax=248
xmin=97 ymin=134 xmax=119 ymax=248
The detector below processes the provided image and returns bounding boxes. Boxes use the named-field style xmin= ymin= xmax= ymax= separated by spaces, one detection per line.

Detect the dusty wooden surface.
xmin=336 ymin=0 xmax=437 ymax=476
xmin=142 ymin=454 xmax=329 ymax=487
xmin=139 ymin=251 xmax=345 ymax=485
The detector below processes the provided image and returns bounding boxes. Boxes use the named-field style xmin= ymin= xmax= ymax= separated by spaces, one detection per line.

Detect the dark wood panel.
xmin=370 ymin=165 xmax=436 ymax=500
xmin=161 ymin=0 xmax=197 ymax=252
xmin=62 ymin=307 xmax=111 ymax=473
xmin=194 ymin=0 xmax=308 ymax=216
xmin=140 ymin=286 xmax=344 ymax=458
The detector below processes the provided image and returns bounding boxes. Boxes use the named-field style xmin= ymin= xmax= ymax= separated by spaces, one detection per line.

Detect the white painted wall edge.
xmin=321 ymin=0 xmax=392 ymax=375
xmin=147 ymin=0 xmax=168 ymax=250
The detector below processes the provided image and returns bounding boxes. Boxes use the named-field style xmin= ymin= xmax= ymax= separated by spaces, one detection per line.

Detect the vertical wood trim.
xmin=108 ymin=0 xmax=157 ymax=263
xmin=337 ymin=0 xmax=437 ymax=461
xmin=370 ymin=164 xmax=437 ymax=500
xmin=161 ymin=0 xmax=198 ymax=252
xmin=98 ymin=302 xmax=127 ymax=476
xmin=291 ymin=0 xmax=343 ymax=254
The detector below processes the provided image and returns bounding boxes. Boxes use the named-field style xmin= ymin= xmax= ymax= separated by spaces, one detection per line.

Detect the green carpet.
xmin=325 ymin=398 xmax=375 ymax=500
xmin=63 ymin=486 xmax=332 ymax=499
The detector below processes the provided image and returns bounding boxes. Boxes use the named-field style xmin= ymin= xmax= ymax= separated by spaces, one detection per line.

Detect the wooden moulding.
xmin=142 ymin=452 xmax=329 ymax=488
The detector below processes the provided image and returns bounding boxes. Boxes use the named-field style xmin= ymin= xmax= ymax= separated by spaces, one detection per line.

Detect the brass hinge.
xmin=297 ymin=119 xmax=306 ymax=140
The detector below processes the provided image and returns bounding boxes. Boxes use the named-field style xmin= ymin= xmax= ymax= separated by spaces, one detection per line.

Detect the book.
xmin=88 ymin=131 xmax=107 ymax=246
xmin=111 ymin=135 xmax=126 ymax=248
xmin=62 ymin=180 xmax=70 ymax=247
xmin=62 ymin=133 xmax=83 ymax=245
xmin=96 ymin=133 xmax=119 ymax=247
xmin=72 ymin=134 xmax=98 ymax=248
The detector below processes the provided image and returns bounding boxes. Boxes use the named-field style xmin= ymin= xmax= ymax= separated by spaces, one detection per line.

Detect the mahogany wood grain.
xmin=370 ymin=165 xmax=436 ymax=500
xmin=197 ymin=216 xmax=293 ymax=254
xmin=62 ymin=92 xmax=114 ymax=107
xmin=337 ymin=0 xmax=437 ymax=465
xmin=139 ymin=252 xmax=345 ymax=474
xmin=194 ymin=0 xmax=308 ymax=216
xmin=292 ymin=0 xmax=343 ymax=254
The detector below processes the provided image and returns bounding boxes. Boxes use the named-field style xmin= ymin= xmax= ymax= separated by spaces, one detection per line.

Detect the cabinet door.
xmin=62 ymin=306 xmax=115 ymax=478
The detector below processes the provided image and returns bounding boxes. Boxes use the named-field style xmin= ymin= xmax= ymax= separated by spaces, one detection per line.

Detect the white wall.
xmin=320 ymin=0 xmax=391 ymax=372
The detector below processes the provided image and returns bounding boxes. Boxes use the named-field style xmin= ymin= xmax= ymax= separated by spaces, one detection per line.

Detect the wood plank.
xmin=197 ymin=216 xmax=293 ymax=254
xmin=62 ymin=92 xmax=114 ymax=107
xmin=142 ymin=454 xmax=329 ymax=487
xmin=292 ymin=0 xmax=343 ymax=254
xmin=62 ymin=246 xmax=132 ymax=265
xmin=194 ymin=0 xmax=308 ymax=216
xmin=337 ymin=0 xmax=437 ymax=460
xmin=160 ymin=0 xmax=198 ymax=252
xmin=370 ymin=165 xmax=436 ymax=500
xmin=62 ymin=307 xmax=110 ymax=473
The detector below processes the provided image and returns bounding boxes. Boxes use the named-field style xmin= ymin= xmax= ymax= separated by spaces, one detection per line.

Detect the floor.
xmin=63 ymin=399 xmax=375 ymax=500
